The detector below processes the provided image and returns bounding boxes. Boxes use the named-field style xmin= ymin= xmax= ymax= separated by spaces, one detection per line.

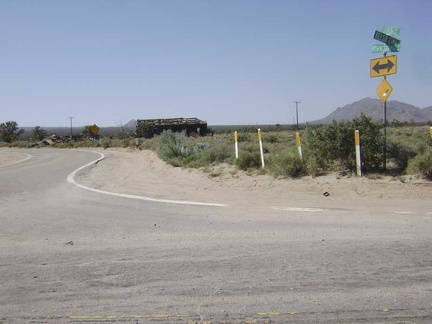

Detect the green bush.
xmin=352 ymin=114 xmax=383 ymax=170
xmin=158 ymin=130 xmax=189 ymax=161
xmin=305 ymin=157 xmax=324 ymax=178
xmin=237 ymin=132 xmax=251 ymax=142
xmin=206 ymin=143 xmax=233 ymax=164
xmin=102 ymin=140 xmax=111 ymax=149
xmin=268 ymin=151 xmax=304 ymax=178
xmin=303 ymin=114 xmax=383 ymax=174
xmin=264 ymin=133 xmax=279 ymax=143
xmin=235 ymin=151 xmax=262 ymax=170
xmin=407 ymin=148 xmax=432 ymax=179
xmin=387 ymin=140 xmax=417 ymax=171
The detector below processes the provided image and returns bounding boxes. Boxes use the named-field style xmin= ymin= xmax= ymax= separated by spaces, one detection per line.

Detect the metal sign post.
xmin=371 ymin=27 xmax=401 ymax=171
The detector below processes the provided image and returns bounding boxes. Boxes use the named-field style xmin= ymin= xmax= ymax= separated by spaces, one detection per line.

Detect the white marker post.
xmin=258 ymin=128 xmax=265 ymax=168
xmin=234 ymin=131 xmax=239 ymax=159
xmin=355 ymin=130 xmax=362 ymax=176
xmin=296 ymin=132 xmax=303 ymax=160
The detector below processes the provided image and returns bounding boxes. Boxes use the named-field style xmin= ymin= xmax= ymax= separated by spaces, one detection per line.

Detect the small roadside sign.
xmin=372 ymin=27 xmax=401 ymax=53
xmin=90 ymin=124 xmax=100 ymax=135
xmin=372 ymin=43 xmax=400 ymax=53
xmin=373 ymin=30 xmax=401 ymax=45
xmin=381 ymin=26 xmax=400 ymax=36
xmin=376 ymin=78 xmax=393 ymax=102
xmin=370 ymin=55 xmax=397 ymax=78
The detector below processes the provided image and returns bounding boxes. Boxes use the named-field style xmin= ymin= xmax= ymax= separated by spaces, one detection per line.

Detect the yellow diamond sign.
xmin=376 ymin=79 xmax=393 ymax=102
xmin=90 ymin=124 xmax=100 ymax=135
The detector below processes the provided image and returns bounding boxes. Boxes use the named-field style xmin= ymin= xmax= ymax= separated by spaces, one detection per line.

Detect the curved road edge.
xmin=0 ymin=151 xmax=32 ymax=167
xmin=67 ymin=150 xmax=227 ymax=207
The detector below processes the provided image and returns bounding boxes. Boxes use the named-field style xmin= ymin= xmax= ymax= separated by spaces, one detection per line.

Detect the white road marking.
xmin=0 ymin=152 xmax=32 ymax=167
xmin=67 ymin=151 xmax=226 ymax=207
xmin=271 ymin=207 xmax=327 ymax=212
xmin=393 ymin=211 xmax=415 ymax=214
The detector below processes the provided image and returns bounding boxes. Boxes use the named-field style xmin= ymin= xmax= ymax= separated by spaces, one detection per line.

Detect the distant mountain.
xmin=312 ymin=98 xmax=432 ymax=124
xmin=125 ymin=119 xmax=137 ymax=128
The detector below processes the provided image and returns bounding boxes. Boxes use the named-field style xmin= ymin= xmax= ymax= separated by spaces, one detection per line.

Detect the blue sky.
xmin=1 ymin=0 xmax=431 ymax=127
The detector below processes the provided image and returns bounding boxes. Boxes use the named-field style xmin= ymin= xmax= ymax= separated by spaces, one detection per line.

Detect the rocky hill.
xmin=312 ymin=98 xmax=432 ymax=124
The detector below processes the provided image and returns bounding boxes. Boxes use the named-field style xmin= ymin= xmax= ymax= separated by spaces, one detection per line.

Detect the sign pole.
xmin=383 ymin=98 xmax=387 ymax=171
xmin=382 ymin=53 xmax=387 ymax=172
xmin=371 ymin=27 xmax=401 ymax=172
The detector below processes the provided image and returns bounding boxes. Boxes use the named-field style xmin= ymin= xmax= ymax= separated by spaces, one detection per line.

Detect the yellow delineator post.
xmin=234 ymin=131 xmax=239 ymax=159
xmin=296 ymin=132 xmax=302 ymax=160
xmin=258 ymin=128 xmax=265 ymax=168
xmin=355 ymin=130 xmax=362 ymax=176
xmin=430 ymin=127 xmax=432 ymax=141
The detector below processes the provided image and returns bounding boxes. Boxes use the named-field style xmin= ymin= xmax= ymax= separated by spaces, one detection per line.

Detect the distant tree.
xmin=274 ymin=123 xmax=283 ymax=131
xmin=81 ymin=126 xmax=92 ymax=137
xmin=116 ymin=120 xmax=130 ymax=139
xmin=391 ymin=119 xmax=403 ymax=127
xmin=0 ymin=121 xmax=24 ymax=143
xmin=32 ymin=126 xmax=48 ymax=141
xmin=81 ymin=125 xmax=99 ymax=139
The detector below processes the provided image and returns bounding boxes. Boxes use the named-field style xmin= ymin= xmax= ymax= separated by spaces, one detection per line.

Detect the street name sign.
xmin=372 ymin=43 xmax=401 ymax=53
xmin=376 ymin=79 xmax=393 ymax=102
xmin=372 ymin=27 xmax=401 ymax=53
xmin=370 ymin=55 xmax=397 ymax=77
xmin=373 ymin=30 xmax=401 ymax=45
xmin=381 ymin=26 xmax=400 ymax=36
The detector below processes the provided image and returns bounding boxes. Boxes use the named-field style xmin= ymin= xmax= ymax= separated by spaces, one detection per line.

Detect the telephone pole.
xmin=68 ymin=117 xmax=75 ymax=138
xmin=294 ymin=101 xmax=300 ymax=129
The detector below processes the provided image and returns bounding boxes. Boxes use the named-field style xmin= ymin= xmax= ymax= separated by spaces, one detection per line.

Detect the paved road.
xmin=1 ymin=149 xmax=431 ymax=323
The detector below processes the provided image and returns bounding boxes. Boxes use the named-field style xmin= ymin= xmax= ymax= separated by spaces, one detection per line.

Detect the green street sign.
xmin=372 ymin=43 xmax=401 ymax=53
xmin=373 ymin=30 xmax=401 ymax=45
xmin=381 ymin=26 xmax=400 ymax=36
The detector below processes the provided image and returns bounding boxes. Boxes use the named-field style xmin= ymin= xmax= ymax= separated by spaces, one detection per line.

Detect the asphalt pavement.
xmin=0 ymin=148 xmax=431 ymax=323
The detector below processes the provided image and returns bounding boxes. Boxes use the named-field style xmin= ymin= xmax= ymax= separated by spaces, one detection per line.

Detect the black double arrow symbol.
xmin=373 ymin=59 xmax=395 ymax=74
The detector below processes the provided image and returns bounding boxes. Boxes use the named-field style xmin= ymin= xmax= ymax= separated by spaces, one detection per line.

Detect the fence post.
xmin=355 ymin=130 xmax=362 ymax=176
xmin=234 ymin=131 xmax=239 ymax=159
xmin=296 ymin=132 xmax=303 ymax=160
xmin=258 ymin=128 xmax=265 ymax=168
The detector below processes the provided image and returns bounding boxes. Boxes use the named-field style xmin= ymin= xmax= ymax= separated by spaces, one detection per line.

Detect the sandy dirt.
xmin=73 ymin=148 xmax=432 ymax=207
